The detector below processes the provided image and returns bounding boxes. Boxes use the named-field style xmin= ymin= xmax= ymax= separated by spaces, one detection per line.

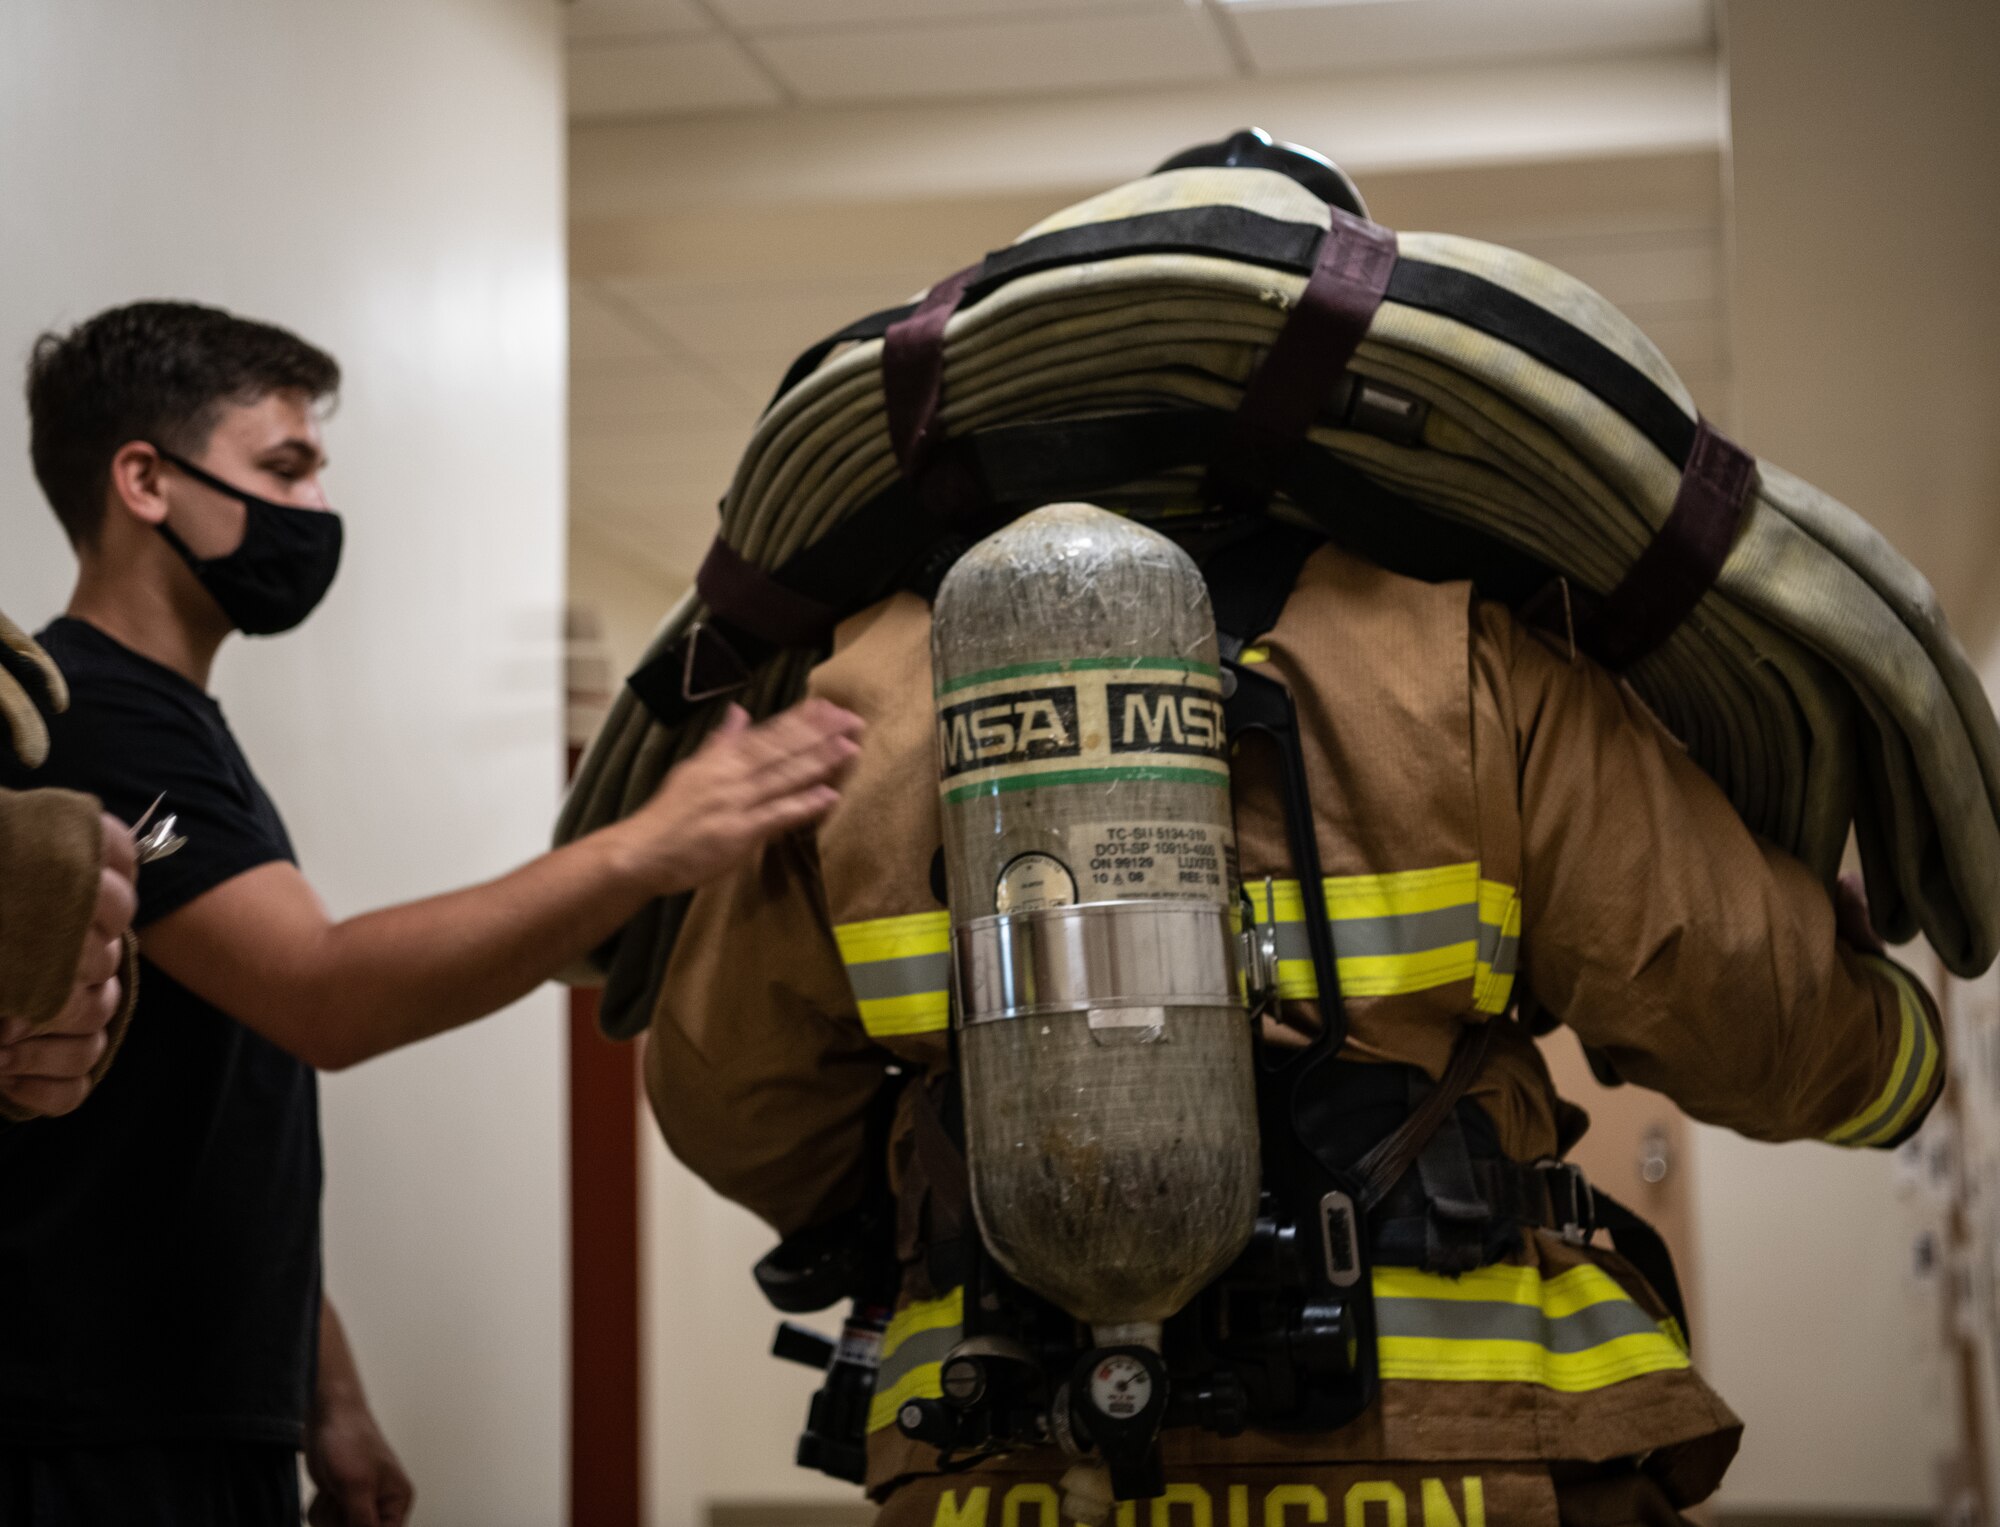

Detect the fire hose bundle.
xmin=558 ymin=147 xmax=2000 ymax=1041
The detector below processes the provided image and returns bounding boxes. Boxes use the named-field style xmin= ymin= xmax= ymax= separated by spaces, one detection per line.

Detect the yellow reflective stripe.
xmin=869 ymin=1288 xmax=964 ymax=1433
xmin=1374 ymin=1261 xmax=1690 ymax=1393
xmin=853 ymin=990 xmax=950 ymax=1038
xmin=1377 ymin=1330 xmax=1692 ymax=1391
xmin=1246 ymin=876 xmax=1310 ymax=925
xmin=880 ymin=1288 xmax=964 ymax=1363
xmin=1246 ymin=868 xmax=1522 ymax=1006
xmin=1375 ymin=1262 xmax=1630 ymax=1318
xmin=1335 ymin=942 xmax=1480 ymax=997
xmin=875 ymin=1270 xmax=1681 ymax=1425
xmin=1474 ymin=880 xmax=1521 ymax=1015
xmin=867 ymin=1360 xmax=944 ymax=1435
xmin=834 ymin=910 xmax=949 ymax=965
xmin=835 ymin=911 xmax=952 ymax=1039
xmin=837 ymin=864 xmax=1524 ymax=1037
xmin=1321 ymin=861 xmax=1478 ymax=919
xmin=1828 ymin=957 xmax=1941 ymax=1147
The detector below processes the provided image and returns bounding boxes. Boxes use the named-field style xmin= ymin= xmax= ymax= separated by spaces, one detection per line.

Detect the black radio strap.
xmin=1203 ymin=520 xmax=1326 ymax=664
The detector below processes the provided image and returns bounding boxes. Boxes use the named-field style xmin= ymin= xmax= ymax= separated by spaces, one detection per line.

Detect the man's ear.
xmin=106 ymin=441 xmax=168 ymax=529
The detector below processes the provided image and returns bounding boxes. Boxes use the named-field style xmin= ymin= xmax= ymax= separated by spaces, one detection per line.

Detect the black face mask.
xmin=153 ymin=451 xmax=343 ymax=635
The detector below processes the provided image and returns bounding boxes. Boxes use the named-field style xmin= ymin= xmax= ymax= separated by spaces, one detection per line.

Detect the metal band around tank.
xmin=952 ymin=900 xmax=1240 ymax=1026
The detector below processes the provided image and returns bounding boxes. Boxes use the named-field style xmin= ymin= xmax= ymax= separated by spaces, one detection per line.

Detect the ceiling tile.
xmin=565 ymin=0 xmax=711 ymax=42
xmin=711 ymin=0 xmax=1184 ymax=30
xmin=752 ymin=7 xmax=1234 ymax=106
xmin=567 ymin=34 xmax=782 ymax=119
xmin=1231 ymin=0 xmax=1712 ymax=77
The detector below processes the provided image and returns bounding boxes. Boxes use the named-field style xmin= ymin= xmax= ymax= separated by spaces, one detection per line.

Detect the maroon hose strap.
xmin=694 ymin=534 xmax=838 ymax=648
xmin=1210 ymin=208 xmax=1398 ymax=511
xmin=1574 ymin=417 xmax=1757 ymax=669
xmin=882 ymin=265 xmax=981 ymax=521
xmin=679 ymin=264 xmax=978 ymax=663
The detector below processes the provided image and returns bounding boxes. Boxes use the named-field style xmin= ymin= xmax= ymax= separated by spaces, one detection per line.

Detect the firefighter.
xmin=637 ymin=509 xmax=1940 ymax=1526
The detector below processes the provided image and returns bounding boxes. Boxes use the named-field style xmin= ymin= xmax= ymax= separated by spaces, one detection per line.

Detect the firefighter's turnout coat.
xmin=643 ymin=544 xmax=1941 ymax=1516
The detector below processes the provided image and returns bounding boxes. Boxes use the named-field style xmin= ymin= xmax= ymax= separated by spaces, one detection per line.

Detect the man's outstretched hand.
xmin=611 ymin=698 xmax=863 ymax=896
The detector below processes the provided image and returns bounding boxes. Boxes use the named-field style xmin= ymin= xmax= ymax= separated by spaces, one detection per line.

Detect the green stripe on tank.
xmin=941 ymin=765 xmax=1230 ymax=804
xmin=935 ymin=655 xmax=1221 ymax=696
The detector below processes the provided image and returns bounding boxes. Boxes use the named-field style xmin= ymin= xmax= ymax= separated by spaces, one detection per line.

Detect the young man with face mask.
xmin=0 ymin=301 xmax=864 ymax=1527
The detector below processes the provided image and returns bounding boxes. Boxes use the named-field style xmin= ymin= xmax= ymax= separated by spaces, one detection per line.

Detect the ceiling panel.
xmin=1231 ymin=0 xmax=1712 ymax=77
xmin=564 ymin=0 xmax=712 ymax=42
xmin=568 ymin=34 xmax=781 ymax=120
xmin=754 ymin=7 xmax=1235 ymax=106
xmin=711 ymin=0 xmax=1184 ymax=30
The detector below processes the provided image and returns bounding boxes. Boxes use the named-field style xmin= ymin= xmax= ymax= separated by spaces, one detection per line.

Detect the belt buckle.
xmin=681 ymin=620 xmax=751 ymax=704
xmin=1237 ymin=880 xmax=1280 ymax=1017
xmin=1536 ymin=1160 xmax=1595 ymax=1246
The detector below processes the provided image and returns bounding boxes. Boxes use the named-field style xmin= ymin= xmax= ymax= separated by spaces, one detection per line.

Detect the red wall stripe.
xmin=568 ymin=982 xmax=643 ymax=1527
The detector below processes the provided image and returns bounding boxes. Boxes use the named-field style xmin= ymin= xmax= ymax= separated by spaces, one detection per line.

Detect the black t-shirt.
xmin=0 ymin=618 xmax=321 ymax=1446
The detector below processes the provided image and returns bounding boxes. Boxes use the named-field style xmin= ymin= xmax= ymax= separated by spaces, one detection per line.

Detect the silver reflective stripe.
xmin=873 ymin=1324 xmax=959 ymax=1398
xmin=1867 ymin=990 xmax=1933 ymax=1143
xmin=845 ymin=951 xmax=952 ymax=1004
xmin=1330 ymin=903 xmax=1476 ymax=959
xmin=1376 ymin=1291 xmax=1662 ymax=1353
xmin=1252 ymin=895 xmax=1511 ymax=963
xmin=1270 ymin=921 xmax=1312 ymax=963
xmin=1478 ymin=919 xmax=1520 ymax=976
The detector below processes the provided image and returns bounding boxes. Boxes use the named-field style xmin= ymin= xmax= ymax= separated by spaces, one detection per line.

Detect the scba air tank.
xmin=932 ymin=502 xmax=1261 ymax=1341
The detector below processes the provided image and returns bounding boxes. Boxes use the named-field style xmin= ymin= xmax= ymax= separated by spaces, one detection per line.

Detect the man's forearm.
xmin=304 ymin=826 xmax=651 ymax=1067
xmin=316 ymin=1295 xmax=368 ymax=1413
xmin=143 ymin=698 xmax=861 ymax=1070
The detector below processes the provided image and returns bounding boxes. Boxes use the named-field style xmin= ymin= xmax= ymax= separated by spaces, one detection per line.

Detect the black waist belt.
xmin=1371 ymin=1149 xmax=1688 ymax=1339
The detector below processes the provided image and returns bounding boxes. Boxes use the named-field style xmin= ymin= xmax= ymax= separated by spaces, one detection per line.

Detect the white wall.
xmin=1688 ymin=0 xmax=2000 ymax=1513
xmin=0 ymin=4 xmax=569 ymax=1522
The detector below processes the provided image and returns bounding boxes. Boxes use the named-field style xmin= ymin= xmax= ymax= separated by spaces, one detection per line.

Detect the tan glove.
xmin=0 ymin=612 xmax=139 ymax=1122
xmin=0 ymin=607 xmax=67 ymax=769
xmin=0 ymin=795 xmax=139 ymax=1122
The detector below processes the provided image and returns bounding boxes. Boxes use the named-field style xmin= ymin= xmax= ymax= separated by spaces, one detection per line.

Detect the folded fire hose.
xmin=558 ymin=158 xmax=2000 ymax=1040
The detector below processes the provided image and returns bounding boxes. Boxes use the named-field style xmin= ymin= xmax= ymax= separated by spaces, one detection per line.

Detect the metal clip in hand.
xmin=130 ymin=793 xmax=188 ymax=866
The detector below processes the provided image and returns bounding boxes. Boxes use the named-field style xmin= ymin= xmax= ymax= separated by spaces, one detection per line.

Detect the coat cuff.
xmin=1824 ymin=953 xmax=1945 ymax=1149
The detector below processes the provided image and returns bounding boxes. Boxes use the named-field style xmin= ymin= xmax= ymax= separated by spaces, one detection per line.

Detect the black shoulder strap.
xmin=1202 ymin=520 xmax=1326 ymax=658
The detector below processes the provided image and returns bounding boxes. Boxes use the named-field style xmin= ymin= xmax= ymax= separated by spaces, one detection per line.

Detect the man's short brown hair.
xmin=25 ymin=301 xmax=339 ymax=547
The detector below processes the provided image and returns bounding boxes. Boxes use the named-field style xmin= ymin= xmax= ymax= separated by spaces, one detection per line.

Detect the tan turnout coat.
xmin=644 ymin=544 xmax=1941 ymax=1518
